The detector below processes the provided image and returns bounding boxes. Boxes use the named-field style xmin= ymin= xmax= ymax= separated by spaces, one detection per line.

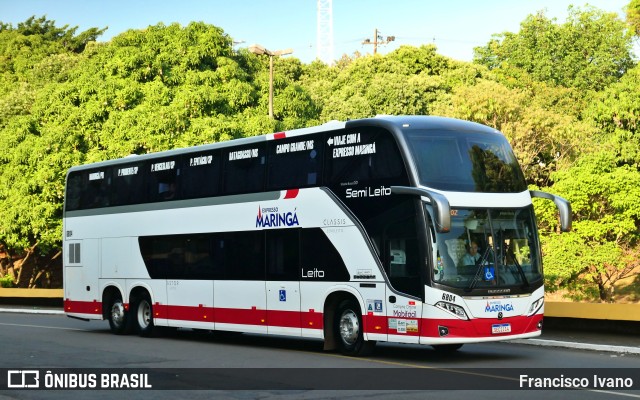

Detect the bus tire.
xmin=108 ymin=294 xmax=131 ymax=335
xmin=335 ymin=299 xmax=375 ymax=356
xmin=133 ymin=292 xmax=155 ymax=337
xmin=431 ymin=343 xmax=463 ymax=353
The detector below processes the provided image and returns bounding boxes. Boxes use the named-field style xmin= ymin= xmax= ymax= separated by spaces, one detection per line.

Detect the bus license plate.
xmin=491 ymin=323 xmax=511 ymax=334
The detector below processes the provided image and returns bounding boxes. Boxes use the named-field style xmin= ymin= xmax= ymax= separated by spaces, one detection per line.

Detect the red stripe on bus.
xmin=273 ymin=132 xmax=286 ymax=139
xmin=420 ymin=315 xmax=542 ymax=338
xmin=167 ymin=304 xmax=215 ymax=322
xmin=283 ymin=189 xmax=299 ymax=199
xmin=64 ymin=299 xmax=541 ymax=337
xmin=363 ymin=314 xmax=389 ymax=335
xmin=215 ymin=307 xmax=268 ymax=326
xmin=64 ymin=299 xmax=102 ymax=315
xmin=153 ymin=303 xmax=169 ymax=319
xmin=302 ymin=309 xmax=324 ymax=329
xmin=267 ymin=309 xmax=301 ymax=328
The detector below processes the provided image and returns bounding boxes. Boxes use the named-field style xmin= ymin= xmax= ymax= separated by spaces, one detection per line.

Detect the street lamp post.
xmin=248 ymin=44 xmax=293 ymax=119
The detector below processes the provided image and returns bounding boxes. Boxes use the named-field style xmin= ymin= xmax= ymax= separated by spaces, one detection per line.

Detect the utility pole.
xmin=362 ymin=28 xmax=395 ymax=55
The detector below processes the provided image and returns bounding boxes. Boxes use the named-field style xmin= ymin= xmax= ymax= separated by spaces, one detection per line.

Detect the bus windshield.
xmin=431 ymin=206 xmax=541 ymax=290
xmin=404 ymin=130 xmax=527 ymax=193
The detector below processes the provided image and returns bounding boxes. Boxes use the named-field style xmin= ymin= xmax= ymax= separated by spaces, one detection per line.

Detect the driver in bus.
xmin=461 ymin=241 xmax=481 ymax=266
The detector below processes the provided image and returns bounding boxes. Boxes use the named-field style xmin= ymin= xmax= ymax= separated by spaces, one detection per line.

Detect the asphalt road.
xmin=0 ymin=312 xmax=638 ymax=400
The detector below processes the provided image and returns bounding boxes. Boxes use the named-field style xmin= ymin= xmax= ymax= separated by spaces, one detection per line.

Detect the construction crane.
xmin=316 ymin=0 xmax=334 ymax=65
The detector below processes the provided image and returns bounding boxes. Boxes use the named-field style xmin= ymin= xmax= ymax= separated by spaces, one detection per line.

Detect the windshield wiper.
xmin=464 ymin=246 xmax=492 ymax=292
xmin=508 ymin=249 xmax=530 ymax=289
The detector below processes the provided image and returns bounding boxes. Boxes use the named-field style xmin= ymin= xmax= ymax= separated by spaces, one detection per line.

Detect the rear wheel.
xmin=334 ymin=299 xmax=375 ymax=356
xmin=133 ymin=292 xmax=155 ymax=337
xmin=108 ymin=294 xmax=130 ymax=335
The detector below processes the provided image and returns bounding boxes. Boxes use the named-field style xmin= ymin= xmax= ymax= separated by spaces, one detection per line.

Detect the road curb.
xmin=0 ymin=307 xmax=64 ymax=315
xmin=509 ymin=338 xmax=640 ymax=355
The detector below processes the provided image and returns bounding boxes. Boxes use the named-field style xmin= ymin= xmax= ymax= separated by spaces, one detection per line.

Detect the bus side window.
xmin=224 ymin=231 xmax=265 ymax=280
xmin=266 ymin=229 xmax=300 ymax=281
xmin=67 ymin=169 xmax=111 ymax=211
xmin=300 ymin=229 xmax=350 ymax=282
xmin=377 ymin=201 xmax=423 ymax=298
xmin=182 ymin=235 xmax=214 ymax=279
xmin=223 ymin=145 xmax=266 ymax=195
xmin=65 ymin=172 xmax=83 ymax=211
xmin=267 ymin=135 xmax=323 ymax=190
xmin=181 ymin=151 xmax=221 ymax=199
xmin=139 ymin=235 xmax=175 ymax=279
xmin=147 ymin=158 xmax=179 ymax=202
xmin=324 ymin=127 xmax=406 ymax=185
xmin=111 ymin=163 xmax=146 ymax=206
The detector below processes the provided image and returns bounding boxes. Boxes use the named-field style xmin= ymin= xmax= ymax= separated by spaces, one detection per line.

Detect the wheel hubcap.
xmin=339 ymin=309 xmax=360 ymax=345
xmin=111 ymin=301 xmax=125 ymax=328
xmin=138 ymin=300 xmax=151 ymax=329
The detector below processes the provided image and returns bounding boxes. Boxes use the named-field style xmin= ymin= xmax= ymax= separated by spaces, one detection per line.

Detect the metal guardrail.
xmin=0 ymin=289 xmax=637 ymax=322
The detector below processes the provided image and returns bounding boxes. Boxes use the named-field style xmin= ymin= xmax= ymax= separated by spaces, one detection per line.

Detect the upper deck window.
xmin=181 ymin=150 xmax=221 ymax=199
xmin=404 ymin=130 xmax=527 ymax=193
xmin=111 ymin=162 xmax=146 ymax=205
xmin=267 ymin=135 xmax=322 ymax=190
xmin=325 ymin=127 xmax=406 ymax=186
xmin=223 ymin=144 xmax=266 ymax=195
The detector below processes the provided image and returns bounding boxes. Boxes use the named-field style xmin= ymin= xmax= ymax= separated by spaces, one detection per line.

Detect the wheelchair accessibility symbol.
xmin=279 ymin=290 xmax=286 ymax=302
xmin=484 ymin=266 xmax=495 ymax=281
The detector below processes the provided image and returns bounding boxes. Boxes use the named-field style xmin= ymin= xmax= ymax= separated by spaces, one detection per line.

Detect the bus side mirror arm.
xmin=390 ymin=186 xmax=450 ymax=233
xmin=530 ymin=190 xmax=572 ymax=232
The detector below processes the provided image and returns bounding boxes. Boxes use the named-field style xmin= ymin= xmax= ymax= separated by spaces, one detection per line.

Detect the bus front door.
xmin=386 ymin=292 xmax=423 ymax=344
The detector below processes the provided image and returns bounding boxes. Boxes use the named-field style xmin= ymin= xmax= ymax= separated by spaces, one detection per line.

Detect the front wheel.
xmin=133 ymin=292 xmax=155 ymax=337
xmin=334 ymin=299 xmax=375 ymax=356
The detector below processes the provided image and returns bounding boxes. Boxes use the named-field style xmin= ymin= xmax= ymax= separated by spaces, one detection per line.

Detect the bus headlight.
xmin=435 ymin=301 xmax=469 ymax=320
xmin=527 ymin=297 xmax=544 ymax=316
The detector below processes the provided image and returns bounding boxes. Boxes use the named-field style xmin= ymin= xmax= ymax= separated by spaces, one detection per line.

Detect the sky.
xmin=0 ymin=0 xmax=635 ymax=64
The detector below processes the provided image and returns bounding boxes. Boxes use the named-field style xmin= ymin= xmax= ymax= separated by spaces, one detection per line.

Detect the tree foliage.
xmin=0 ymin=6 xmax=638 ymax=300
xmin=536 ymin=151 xmax=640 ymax=301
xmin=627 ymin=0 xmax=640 ymax=36
xmin=0 ymin=19 xmax=318 ymax=287
xmin=474 ymin=6 xmax=635 ymax=91
xmin=302 ymin=45 xmax=453 ymax=121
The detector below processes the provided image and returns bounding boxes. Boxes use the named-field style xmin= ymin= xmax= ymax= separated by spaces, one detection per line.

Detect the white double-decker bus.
xmin=63 ymin=116 xmax=571 ymax=355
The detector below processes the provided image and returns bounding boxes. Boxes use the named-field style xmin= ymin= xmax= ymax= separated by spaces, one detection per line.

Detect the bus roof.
xmin=349 ymin=115 xmax=500 ymax=134
xmin=67 ymin=115 xmax=499 ymax=173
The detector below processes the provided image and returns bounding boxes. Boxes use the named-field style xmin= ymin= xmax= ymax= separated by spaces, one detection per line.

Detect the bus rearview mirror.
xmin=530 ymin=190 xmax=572 ymax=232
xmin=390 ymin=186 xmax=451 ymax=233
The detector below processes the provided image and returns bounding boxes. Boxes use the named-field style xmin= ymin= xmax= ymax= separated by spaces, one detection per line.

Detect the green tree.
xmin=536 ymin=151 xmax=640 ymax=301
xmin=310 ymin=45 xmax=451 ymax=121
xmin=1 ymin=10 xmax=638 ymax=299
xmin=0 ymin=17 xmax=106 ymax=287
xmin=473 ymin=6 xmax=636 ymax=91
xmin=584 ymin=64 xmax=640 ymax=166
xmin=0 ymin=19 xmax=327 ymax=287
xmin=250 ymin=55 xmax=320 ymax=127
xmin=0 ymin=21 xmax=251 ymax=286
xmin=626 ymin=0 xmax=640 ymax=36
